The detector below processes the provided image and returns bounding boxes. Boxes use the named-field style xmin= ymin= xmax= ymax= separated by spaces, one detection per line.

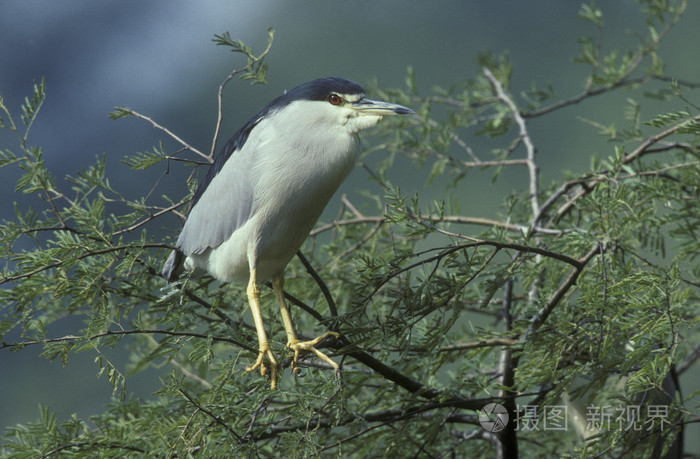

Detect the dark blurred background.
xmin=1 ymin=0 xmax=698 ymax=443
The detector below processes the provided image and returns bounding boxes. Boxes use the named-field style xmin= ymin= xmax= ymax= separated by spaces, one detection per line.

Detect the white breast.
xmin=191 ymin=100 xmax=360 ymax=284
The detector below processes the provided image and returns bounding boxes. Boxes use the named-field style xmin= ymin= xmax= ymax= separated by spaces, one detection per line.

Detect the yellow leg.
xmin=272 ymin=274 xmax=340 ymax=374
xmin=245 ymin=268 xmax=279 ymax=389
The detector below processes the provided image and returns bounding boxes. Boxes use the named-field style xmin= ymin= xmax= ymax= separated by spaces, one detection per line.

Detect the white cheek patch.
xmin=347 ymin=115 xmax=382 ymax=133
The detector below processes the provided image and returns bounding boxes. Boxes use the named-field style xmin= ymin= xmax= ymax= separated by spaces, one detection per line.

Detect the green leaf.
xmin=109 ymin=106 xmax=134 ymax=120
xmin=122 ymin=146 xmax=166 ymax=170
xmin=20 ymin=78 xmax=46 ymax=128
xmin=644 ymin=109 xmax=691 ymax=128
xmin=579 ymin=2 xmax=604 ymax=28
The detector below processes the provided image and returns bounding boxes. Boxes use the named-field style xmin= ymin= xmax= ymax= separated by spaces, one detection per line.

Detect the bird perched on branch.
xmin=162 ymin=77 xmax=413 ymax=388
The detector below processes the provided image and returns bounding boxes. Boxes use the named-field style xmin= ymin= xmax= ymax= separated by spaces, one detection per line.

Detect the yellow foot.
xmin=245 ymin=344 xmax=279 ymax=389
xmin=288 ymin=331 xmax=340 ymax=374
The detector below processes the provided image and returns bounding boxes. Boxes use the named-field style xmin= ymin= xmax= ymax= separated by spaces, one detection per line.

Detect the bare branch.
xmin=179 ymin=389 xmax=243 ymax=443
xmin=526 ymin=244 xmax=600 ymax=336
xmin=1 ymin=328 xmax=257 ymax=354
xmin=209 ymin=68 xmax=245 ymax=161
xmin=209 ymin=32 xmax=275 ymax=159
xmin=111 ymin=199 xmax=188 ymax=237
xmin=483 ymin=67 xmax=540 ymax=222
xmin=169 ymin=407 xmax=201 ymax=456
xmin=294 ymin=251 xmax=338 ymax=320
xmin=553 ymin=113 xmax=700 ymax=221
xmin=677 ymin=343 xmax=700 ymax=375
xmin=404 ymin=209 xmax=583 ymax=268
xmin=522 ymin=75 xmax=647 ymax=119
xmin=310 ymin=214 xmax=563 ymax=238
xmin=123 ymin=109 xmax=208 ymax=162
xmin=406 ymin=146 xmax=529 ymax=170
xmin=0 ymin=242 xmax=172 ymax=285
xmin=522 ymin=13 xmax=683 ymax=120
xmin=437 ymin=338 xmax=517 ymax=352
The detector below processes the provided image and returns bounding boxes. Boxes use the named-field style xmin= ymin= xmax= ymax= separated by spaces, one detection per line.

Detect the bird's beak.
xmin=350 ymin=98 xmax=414 ymax=116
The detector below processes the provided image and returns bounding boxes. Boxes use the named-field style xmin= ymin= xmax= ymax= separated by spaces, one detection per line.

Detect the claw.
xmin=288 ymin=331 xmax=340 ymax=374
xmin=268 ymin=274 xmax=342 ymax=383
xmin=245 ymin=344 xmax=279 ymax=389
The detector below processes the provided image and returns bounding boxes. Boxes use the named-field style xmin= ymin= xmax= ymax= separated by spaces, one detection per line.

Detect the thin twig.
xmin=310 ymin=215 xmax=563 ymax=238
xmin=209 ymin=32 xmax=274 ymax=159
xmin=1 ymin=328 xmax=257 ymax=354
xmin=295 ymin=251 xmax=338 ymax=319
xmin=522 ymin=14 xmax=682 ymax=120
xmin=124 ymin=109 xmax=207 ymax=161
xmin=404 ymin=210 xmax=582 ymax=268
xmin=334 ymin=220 xmax=384 ymax=261
xmin=179 ymin=389 xmax=243 ymax=443
xmin=242 ymin=396 xmax=271 ymax=441
xmin=526 ymin=244 xmax=600 ymax=337
xmin=41 ymin=442 xmax=146 ymax=457
xmin=677 ymin=343 xmax=700 ymax=375
xmin=111 ymin=200 xmax=188 ymax=237
xmin=437 ymin=338 xmax=517 ymax=352
xmin=483 ymin=67 xmax=540 ymax=221
xmin=553 ymin=113 xmax=700 ymax=221
xmin=0 ymin=242 xmax=172 ymax=285
xmin=168 ymin=407 xmax=200 ymax=458
xmin=522 ymin=75 xmax=647 ymax=119
xmin=209 ymin=69 xmax=245 ymax=161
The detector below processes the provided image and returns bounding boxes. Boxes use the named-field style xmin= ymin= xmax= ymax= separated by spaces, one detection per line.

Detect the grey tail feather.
xmin=162 ymin=250 xmax=185 ymax=283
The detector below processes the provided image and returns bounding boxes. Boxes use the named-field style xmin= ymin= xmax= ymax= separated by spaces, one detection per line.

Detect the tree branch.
xmin=310 ymin=214 xmax=564 ymax=238
xmin=179 ymin=389 xmax=243 ymax=443
xmin=1 ymin=328 xmax=257 ymax=354
xmin=0 ymin=242 xmax=172 ymax=285
xmin=553 ymin=113 xmax=700 ymax=221
xmin=120 ymin=108 xmax=208 ymax=162
xmin=525 ymin=244 xmax=600 ymax=337
xmin=484 ymin=67 xmax=540 ymax=222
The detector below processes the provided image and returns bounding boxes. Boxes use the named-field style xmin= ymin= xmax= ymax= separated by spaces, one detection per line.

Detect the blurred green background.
xmin=1 ymin=0 xmax=698 ymax=446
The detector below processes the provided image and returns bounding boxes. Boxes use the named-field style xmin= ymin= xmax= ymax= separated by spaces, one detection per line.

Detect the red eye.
xmin=328 ymin=94 xmax=342 ymax=105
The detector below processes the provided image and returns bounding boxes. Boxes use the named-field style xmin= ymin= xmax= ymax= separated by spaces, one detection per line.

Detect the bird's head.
xmin=269 ymin=77 xmax=414 ymax=135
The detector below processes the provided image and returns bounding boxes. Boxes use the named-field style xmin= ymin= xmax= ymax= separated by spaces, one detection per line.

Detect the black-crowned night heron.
xmin=162 ymin=77 xmax=413 ymax=388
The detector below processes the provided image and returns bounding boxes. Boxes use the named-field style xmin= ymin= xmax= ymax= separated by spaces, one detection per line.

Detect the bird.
xmin=162 ymin=77 xmax=413 ymax=388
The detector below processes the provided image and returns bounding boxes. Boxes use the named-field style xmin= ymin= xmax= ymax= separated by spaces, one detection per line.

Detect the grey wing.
xmin=161 ymin=152 xmax=254 ymax=282
xmin=176 ymin=148 xmax=255 ymax=256
xmin=162 ymin=110 xmax=268 ymax=282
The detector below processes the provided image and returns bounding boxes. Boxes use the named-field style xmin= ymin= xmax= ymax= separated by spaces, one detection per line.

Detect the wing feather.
xmin=176 ymin=146 xmax=254 ymax=255
xmin=161 ymin=115 xmax=264 ymax=281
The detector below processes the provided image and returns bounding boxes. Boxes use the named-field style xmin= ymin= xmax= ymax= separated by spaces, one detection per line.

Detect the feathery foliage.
xmin=2 ymin=2 xmax=698 ymax=457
